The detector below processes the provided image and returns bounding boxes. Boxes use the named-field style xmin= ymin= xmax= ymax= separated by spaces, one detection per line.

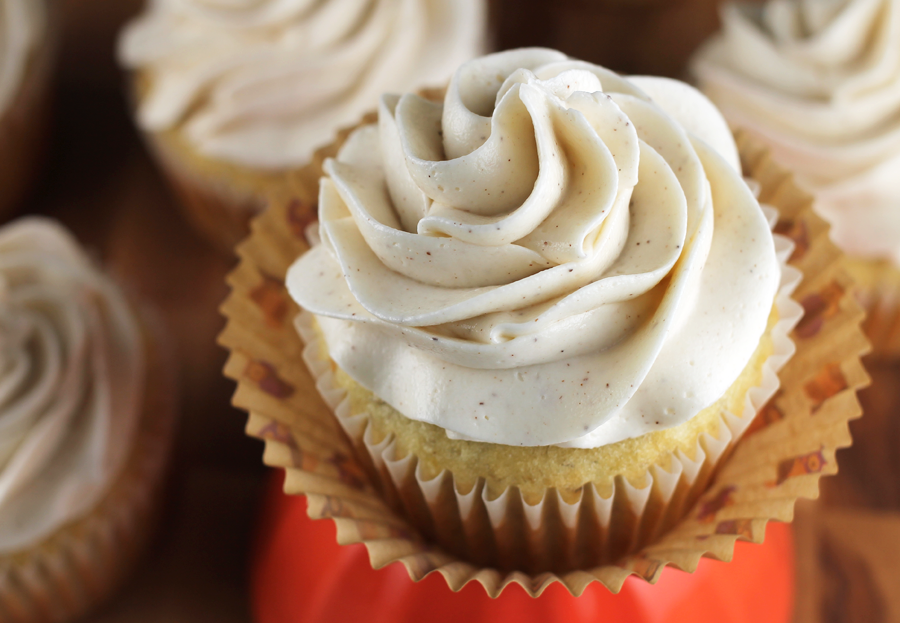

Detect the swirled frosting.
xmin=287 ymin=49 xmax=779 ymax=448
xmin=118 ymin=0 xmax=487 ymax=169
xmin=0 ymin=219 xmax=143 ymax=553
xmin=0 ymin=0 xmax=45 ymax=117
xmin=692 ymin=0 xmax=900 ymax=264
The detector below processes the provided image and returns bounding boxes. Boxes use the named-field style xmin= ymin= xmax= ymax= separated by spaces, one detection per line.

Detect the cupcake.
xmin=0 ymin=218 xmax=176 ymax=622
xmin=117 ymin=0 xmax=488 ymax=253
xmin=283 ymin=46 xmax=802 ymax=568
xmin=691 ymin=0 xmax=900 ymax=356
xmin=0 ymin=0 xmax=55 ymax=221
xmin=220 ymin=48 xmax=868 ymax=594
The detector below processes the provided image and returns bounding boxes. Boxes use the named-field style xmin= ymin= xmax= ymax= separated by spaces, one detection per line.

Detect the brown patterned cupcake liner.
xmin=219 ymin=128 xmax=869 ymax=596
xmin=0 ymin=308 xmax=178 ymax=622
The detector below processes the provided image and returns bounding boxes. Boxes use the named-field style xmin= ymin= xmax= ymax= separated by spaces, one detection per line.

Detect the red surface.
xmin=252 ymin=472 xmax=795 ymax=623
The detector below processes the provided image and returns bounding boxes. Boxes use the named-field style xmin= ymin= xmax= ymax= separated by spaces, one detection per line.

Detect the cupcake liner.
xmin=220 ymin=127 xmax=869 ymax=596
xmin=0 ymin=3 xmax=56 ymax=222
xmin=0 ymin=308 xmax=178 ymax=622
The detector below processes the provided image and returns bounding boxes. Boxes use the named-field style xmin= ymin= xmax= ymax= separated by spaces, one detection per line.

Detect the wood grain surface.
xmin=14 ymin=0 xmax=896 ymax=620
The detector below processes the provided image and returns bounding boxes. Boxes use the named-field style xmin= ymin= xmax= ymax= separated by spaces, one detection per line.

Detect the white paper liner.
xmin=292 ymin=224 xmax=804 ymax=571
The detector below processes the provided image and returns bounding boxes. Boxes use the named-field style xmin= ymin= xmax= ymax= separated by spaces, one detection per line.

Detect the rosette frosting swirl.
xmin=0 ymin=219 xmax=143 ymax=553
xmin=118 ymin=0 xmax=486 ymax=168
xmin=288 ymin=49 xmax=779 ymax=448
xmin=692 ymin=0 xmax=900 ymax=264
xmin=0 ymin=0 xmax=45 ymax=117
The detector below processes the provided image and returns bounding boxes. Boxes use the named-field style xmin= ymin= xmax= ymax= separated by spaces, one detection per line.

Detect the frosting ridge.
xmin=288 ymin=49 xmax=780 ymax=448
xmin=0 ymin=219 xmax=143 ymax=553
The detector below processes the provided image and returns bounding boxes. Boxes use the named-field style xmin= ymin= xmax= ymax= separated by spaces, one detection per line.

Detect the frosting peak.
xmin=0 ymin=219 xmax=143 ymax=553
xmin=288 ymin=49 xmax=779 ymax=448
xmin=118 ymin=0 xmax=487 ymax=169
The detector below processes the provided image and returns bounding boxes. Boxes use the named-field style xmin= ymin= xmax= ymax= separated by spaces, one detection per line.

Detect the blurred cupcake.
xmin=0 ymin=0 xmax=55 ymax=221
xmin=691 ymin=0 xmax=900 ymax=355
xmin=117 ymin=0 xmax=488 ymax=253
xmin=0 ymin=218 xmax=176 ymax=622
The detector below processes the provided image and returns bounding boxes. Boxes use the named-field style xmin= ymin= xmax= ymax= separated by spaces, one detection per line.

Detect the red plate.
xmin=252 ymin=472 xmax=794 ymax=623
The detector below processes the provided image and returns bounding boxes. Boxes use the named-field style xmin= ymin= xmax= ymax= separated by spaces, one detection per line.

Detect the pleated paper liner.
xmin=0 ymin=308 xmax=178 ymax=623
xmin=219 ymin=127 xmax=869 ymax=597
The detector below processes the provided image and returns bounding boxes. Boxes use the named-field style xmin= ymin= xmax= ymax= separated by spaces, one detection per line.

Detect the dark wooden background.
xmin=22 ymin=1 xmax=899 ymax=621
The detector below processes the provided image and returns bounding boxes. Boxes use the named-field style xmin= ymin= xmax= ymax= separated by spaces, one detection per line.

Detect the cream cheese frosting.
xmin=118 ymin=0 xmax=487 ymax=169
xmin=692 ymin=0 xmax=900 ymax=265
xmin=287 ymin=48 xmax=780 ymax=448
xmin=0 ymin=219 xmax=143 ymax=554
xmin=0 ymin=0 xmax=45 ymax=117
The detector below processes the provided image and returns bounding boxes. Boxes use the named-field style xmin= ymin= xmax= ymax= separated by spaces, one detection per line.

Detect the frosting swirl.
xmin=118 ymin=0 xmax=486 ymax=169
xmin=692 ymin=0 xmax=900 ymax=264
xmin=0 ymin=0 xmax=45 ymax=117
xmin=288 ymin=49 xmax=779 ymax=448
xmin=0 ymin=219 xmax=143 ymax=553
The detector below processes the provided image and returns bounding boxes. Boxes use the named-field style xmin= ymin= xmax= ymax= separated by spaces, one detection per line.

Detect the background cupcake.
xmin=0 ymin=218 xmax=176 ymax=622
xmin=0 ymin=0 xmax=56 ymax=222
xmin=691 ymin=0 xmax=900 ymax=355
xmin=117 ymin=0 xmax=488 ymax=253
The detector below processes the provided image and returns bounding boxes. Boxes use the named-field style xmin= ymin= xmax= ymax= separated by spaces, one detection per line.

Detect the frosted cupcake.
xmin=0 ymin=219 xmax=176 ymax=622
xmin=282 ymin=48 xmax=803 ymax=570
xmin=117 ymin=0 xmax=487 ymax=252
xmin=691 ymin=0 xmax=900 ymax=355
xmin=0 ymin=0 xmax=55 ymax=221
